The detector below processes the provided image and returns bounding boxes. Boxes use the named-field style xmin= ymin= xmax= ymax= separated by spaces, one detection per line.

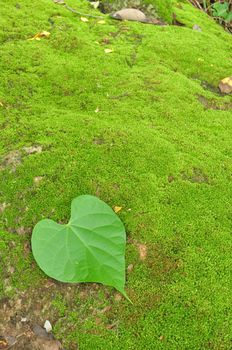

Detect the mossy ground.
xmin=0 ymin=0 xmax=232 ymax=349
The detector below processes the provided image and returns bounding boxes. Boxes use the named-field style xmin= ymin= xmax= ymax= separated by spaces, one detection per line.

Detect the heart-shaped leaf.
xmin=31 ymin=195 xmax=128 ymax=298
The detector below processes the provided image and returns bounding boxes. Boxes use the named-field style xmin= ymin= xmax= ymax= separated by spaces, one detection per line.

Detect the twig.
xmin=6 ymin=333 xmax=27 ymax=350
xmin=188 ymin=0 xmax=203 ymax=11
xmin=108 ymin=92 xmax=130 ymax=99
xmin=65 ymin=4 xmax=104 ymax=19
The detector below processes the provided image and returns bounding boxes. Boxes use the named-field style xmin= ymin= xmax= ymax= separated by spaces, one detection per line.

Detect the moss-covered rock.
xmin=99 ymin=0 xmax=174 ymax=22
xmin=143 ymin=0 xmax=173 ymax=23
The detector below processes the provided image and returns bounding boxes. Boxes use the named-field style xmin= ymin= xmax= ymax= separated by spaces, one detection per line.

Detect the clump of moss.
xmin=143 ymin=0 xmax=174 ymax=23
xmin=0 ymin=231 xmax=43 ymax=298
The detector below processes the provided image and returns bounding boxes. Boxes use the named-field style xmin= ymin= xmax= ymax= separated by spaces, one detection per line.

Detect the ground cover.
xmin=0 ymin=0 xmax=232 ymax=349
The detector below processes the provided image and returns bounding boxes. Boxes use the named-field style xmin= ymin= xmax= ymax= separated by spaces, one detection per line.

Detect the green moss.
xmin=0 ymin=0 xmax=232 ymax=349
xmin=0 ymin=231 xmax=43 ymax=297
xmin=144 ymin=0 xmax=173 ymax=23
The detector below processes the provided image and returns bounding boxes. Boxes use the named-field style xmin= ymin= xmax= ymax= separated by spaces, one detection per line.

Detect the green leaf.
xmin=32 ymin=195 xmax=129 ymax=299
xmin=212 ymin=2 xmax=229 ymax=19
xmin=225 ymin=11 xmax=232 ymax=23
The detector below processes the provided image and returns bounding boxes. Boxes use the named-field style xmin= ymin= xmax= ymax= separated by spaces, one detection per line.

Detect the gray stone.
xmin=111 ymin=8 xmax=147 ymax=22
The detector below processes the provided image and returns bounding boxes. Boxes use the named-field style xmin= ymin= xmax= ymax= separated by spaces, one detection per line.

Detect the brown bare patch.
xmin=145 ymin=242 xmax=182 ymax=280
xmin=112 ymin=183 xmax=120 ymax=191
xmin=93 ymin=137 xmax=105 ymax=145
xmin=99 ymin=306 xmax=111 ymax=314
xmin=198 ymin=95 xmax=232 ymax=110
xmin=101 ymin=37 xmax=111 ymax=45
xmin=0 ymin=150 xmax=21 ymax=171
xmin=137 ymin=243 xmax=147 ymax=261
xmin=106 ymin=320 xmax=119 ymax=330
xmin=181 ymin=167 xmax=209 ymax=184
xmin=23 ymin=145 xmax=43 ymax=155
xmin=0 ymin=145 xmax=43 ymax=172
xmin=0 ymin=328 xmax=62 ymax=350
xmin=0 ymin=280 xmax=114 ymax=350
xmin=16 ymin=227 xmax=31 ymax=235
xmin=138 ymin=292 xmax=162 ymax=310
xmin=200 ymin=81 xmax=221 ymax=94
xmin=114 ymin=293 xmax=122 ymax=302
xmin=168 ymin=175 xmax=175 ymax=183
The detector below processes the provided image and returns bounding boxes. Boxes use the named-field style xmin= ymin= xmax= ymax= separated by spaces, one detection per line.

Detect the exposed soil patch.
xmin=137 ymin=243 xmax=147 ymax=261
xmin=0 ymin=327 xmax=63 ymax=350
xmin=0 ymin=280 xmax=120 ymax=350
xmin=200 ymin=80 xmax=222 ymax=95
xmin=198 ymin=95 xmax=232 ymax=110
xmin=0 ymin=151 xmax=21 ymax=172
xmin=130 ymin=239 xmax=181 ymax=279
xmin=181 ymin=167 xmax=210 ymax=184
xmin=23 ymin=146 xmax=43 ymax=155
xmin=0 ymin=146 xmax=43 ymax=172
xmin=93 ymin=137 xmax=105 ymax=145
xmin=145 ymin=242 xmax=181 ymax=278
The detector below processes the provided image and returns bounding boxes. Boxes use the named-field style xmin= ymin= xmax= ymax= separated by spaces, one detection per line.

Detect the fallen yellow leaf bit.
xmin=28 ymin=31 xmax=50 ymax=41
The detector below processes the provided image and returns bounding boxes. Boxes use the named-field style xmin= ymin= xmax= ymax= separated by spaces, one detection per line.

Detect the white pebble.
xmin=44 ymin=320 xmax=52 ymax=333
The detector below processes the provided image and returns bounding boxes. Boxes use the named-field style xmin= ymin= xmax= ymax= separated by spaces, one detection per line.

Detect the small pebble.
xmin=193 ymin=24 xmax=202 ymax=31
xmin=44 ymin=320 xmax=52 ymax=333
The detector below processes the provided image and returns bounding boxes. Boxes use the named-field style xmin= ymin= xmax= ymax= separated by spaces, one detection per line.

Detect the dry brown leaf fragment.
xmin=106 ymin=321 xmax=119 ymax=329
xmin=95 ymin=317 xmax=102 ymax=325
xmin=8 ymin=266 xmax=15 ymax=274
xmin=219 ymin=76 xmax=232 ymax=94
xmin=28 ymin=31 xmax=50 ymax=41
xmin=114 ymin=293 xmax=122 ymax=302
xmin=0 ymin=335 xmax=17 ymax=349
xmin=114 ymin=206 xmax=122 ymax=213
xmin=23 ymin=145 xmax=42 ymax=154
xmin=127 ymin=264 xmax=134 ymax=273
xmin=0 ymin=337 xmax=8 ymax=349
xmin=99 ymin=306 xmax=111 ymax=314
xmin=138 ymin=243 xmax=147 ymax=261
